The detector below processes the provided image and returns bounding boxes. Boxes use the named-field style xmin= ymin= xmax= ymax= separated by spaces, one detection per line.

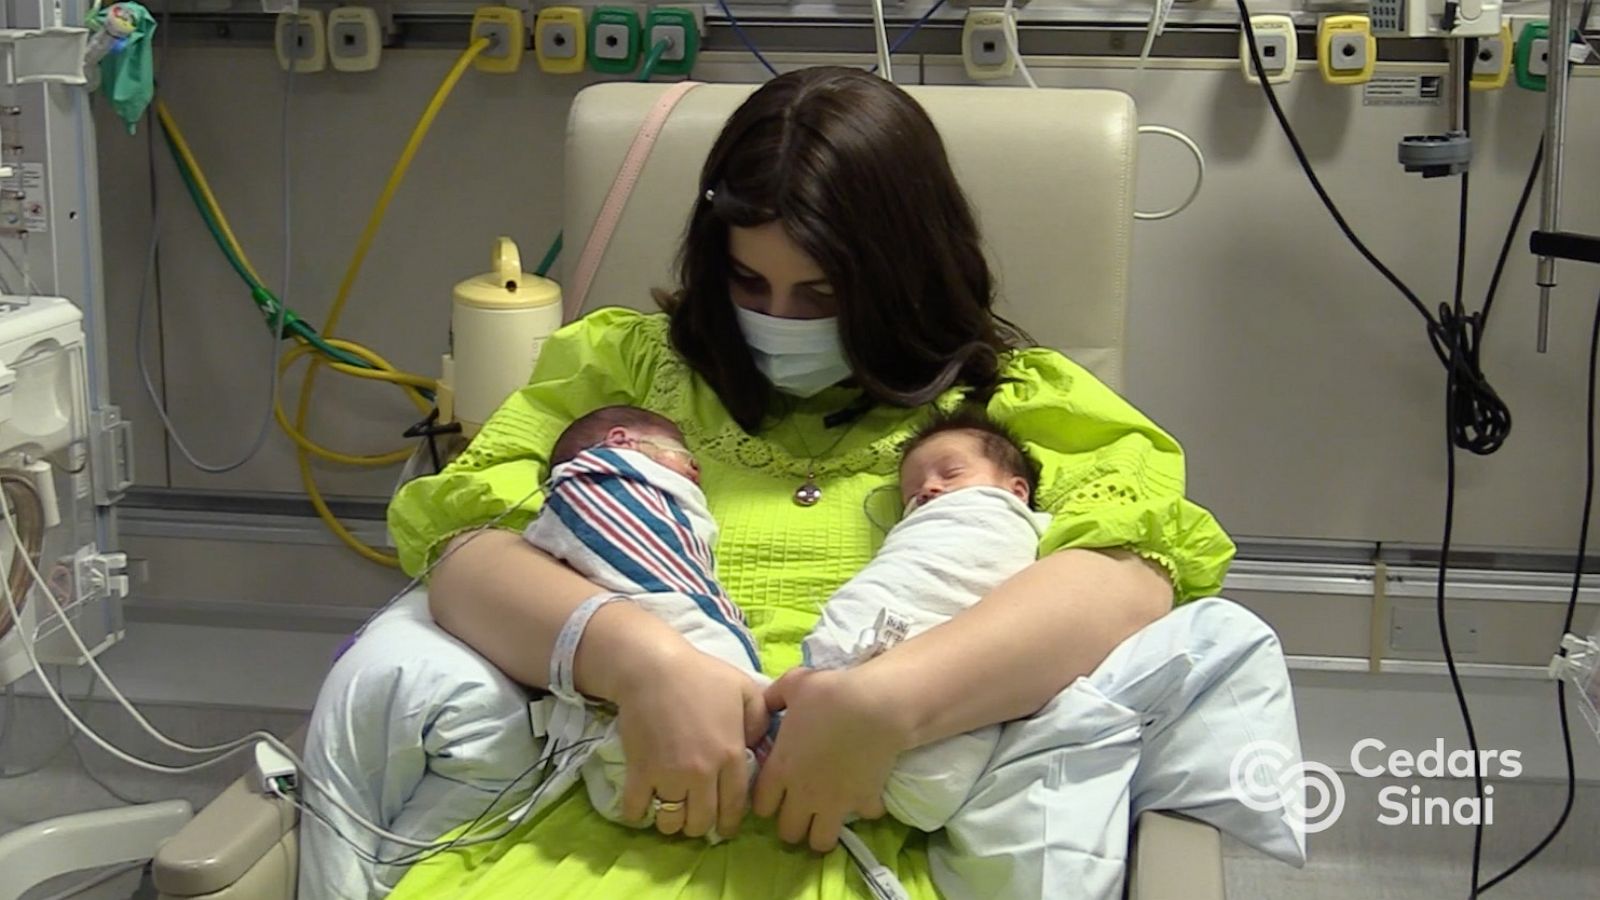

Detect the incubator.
xmin=0 ymin=294 xmax=123 ymax=690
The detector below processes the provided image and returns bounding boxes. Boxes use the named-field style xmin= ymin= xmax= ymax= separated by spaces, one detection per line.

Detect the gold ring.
xmin=651 ymin=796 xmax=687 ymax=814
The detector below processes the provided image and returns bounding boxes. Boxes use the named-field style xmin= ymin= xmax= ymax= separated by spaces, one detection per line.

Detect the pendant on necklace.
xmin=794 ymin=474 xmax=822 ymax=507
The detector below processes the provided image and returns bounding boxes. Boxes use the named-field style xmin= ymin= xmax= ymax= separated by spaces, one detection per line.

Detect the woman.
xmin=318 ymin=67 xmax=1236 ymax=898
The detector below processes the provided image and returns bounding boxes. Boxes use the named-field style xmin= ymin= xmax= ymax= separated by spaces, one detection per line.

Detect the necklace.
xmin=785 ymin=400 xmax=869 ymax=507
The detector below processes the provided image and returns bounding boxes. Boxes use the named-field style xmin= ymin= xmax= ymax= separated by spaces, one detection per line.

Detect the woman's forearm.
xmin=856 ymin=548 xmax=1174 ymax=749
xmin=427 ymin=529 xmax=692 ymax=698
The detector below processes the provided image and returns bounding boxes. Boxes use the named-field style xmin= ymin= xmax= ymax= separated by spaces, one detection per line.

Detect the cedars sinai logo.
xmin=1230 ymin=738 xmax=1524 ymax=833
xmin=1352 ymin=739 xmax=1521 ymax=826
xmin=1229 ymin=741 xmax=1345 ymax=835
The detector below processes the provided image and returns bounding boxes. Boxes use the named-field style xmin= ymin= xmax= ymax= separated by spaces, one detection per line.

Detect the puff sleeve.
xmin=987 ymin=348 xmax=1236 ymax=601
xmin=387 ymin=308 xmax=666 ymax=576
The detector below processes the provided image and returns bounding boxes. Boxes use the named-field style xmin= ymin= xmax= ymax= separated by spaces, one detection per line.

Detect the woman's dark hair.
xmin=657 ymin=66 xmax=1030 ymax=432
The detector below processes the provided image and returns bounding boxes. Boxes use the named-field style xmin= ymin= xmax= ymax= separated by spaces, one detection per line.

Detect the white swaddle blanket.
xmin=800 ymin=486 xmax=1052 ymax=830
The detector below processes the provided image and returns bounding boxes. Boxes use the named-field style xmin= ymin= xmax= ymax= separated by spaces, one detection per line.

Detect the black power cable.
xmin=1235 ymin=4 xmax=1595 ymax=894
xmin=1235 ymin=5 xmax=1511 ymax=456
xmin=1435 ymin=75 xmax=1490 ymax=896
xmin=1478 ymin=292 xmax=1597 ymax=896
xmin=1477 ymin=4 xmax=1599 ymax=888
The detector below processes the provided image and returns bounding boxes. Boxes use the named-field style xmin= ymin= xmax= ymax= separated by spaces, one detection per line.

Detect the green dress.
xmin=383 ymin=308 xmax=1235 ymax=899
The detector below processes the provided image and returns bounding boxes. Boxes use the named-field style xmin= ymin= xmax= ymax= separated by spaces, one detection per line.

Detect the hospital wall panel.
xmin=921 ymin=57 xmax=1600 ymax=553
xmin=56 ymin=17 xmax=1600 ymax=834
xmin=105 ymin=48 xmax=1600 ymax=556
xmin=95 ymin=42 xmax=1600 ymax=687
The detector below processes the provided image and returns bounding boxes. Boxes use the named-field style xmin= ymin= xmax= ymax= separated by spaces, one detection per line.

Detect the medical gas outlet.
xmin=1318 ymin=15 xmax=1376 ymax=84
xmin=472 ymin=6 xmax=525 ymax=74
xmin=1241 ymin=15 xmax=1296 ymax=85
xmin=536 ymin=6 xmax=587 ymax=75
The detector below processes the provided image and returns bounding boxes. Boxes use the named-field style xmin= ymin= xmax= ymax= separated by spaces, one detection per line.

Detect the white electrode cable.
xmin=1134 ymin=124 xmax=1206 ymax=220
xmin=992 ymin=26 xmax=1204 ymax=220
xmin=132 ymin=9 xmax=292 ymax=475
xmin=1000 ymin=0 xmax=1038 ymax=88
xmin=1136 ymin=0 xmax=1177 ymax=72
xmin=0 ymin=472 xmax=548 ymax=849
xmin=870 ymin=0 xmax=894 ymax=81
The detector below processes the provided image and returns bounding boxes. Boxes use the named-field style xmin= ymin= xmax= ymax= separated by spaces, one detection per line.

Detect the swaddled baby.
xmin=800 ymin=408 xmax=1051 ymax=830
xmin=524 ymin=405 xmax=1049 ymax=835
xmin=521 ymin=405 xmax=767 ymax=835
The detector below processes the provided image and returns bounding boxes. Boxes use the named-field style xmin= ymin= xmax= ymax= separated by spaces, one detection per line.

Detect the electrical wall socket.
xmin=1255 ymin=35 xmax=1290 ymax=73
xmin=962 ymin=9 xmax=1017 ymax=81
xmin=471 ymin=6 xmax=525 ymax=74
xmin=275 ymin=11 xmax=326 ymax=73
xmin=327 ymin=7 xmax=382 ymax=73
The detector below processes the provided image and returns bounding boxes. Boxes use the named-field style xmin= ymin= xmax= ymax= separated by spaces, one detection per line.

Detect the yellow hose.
xmin=296 ymin=39 xmax=491 ymax=567
xmin=158 ymin=43 xmax=486 ymax=567
xmin=156 ymin=98 xmax=440 ymax=393
xmin=323 ymin=39 xmax=490 ymax=336
xmin=275 ymin=342 xmax=428 ymax=468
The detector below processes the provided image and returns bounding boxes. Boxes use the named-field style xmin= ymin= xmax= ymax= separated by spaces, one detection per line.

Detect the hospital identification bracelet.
xmin=549 ymin=592 xmax=631 ymax=706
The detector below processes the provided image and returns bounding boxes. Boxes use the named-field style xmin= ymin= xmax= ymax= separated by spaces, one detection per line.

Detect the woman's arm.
xmin=427 ymin=530 xmax=772 ymax=838
xmin=427 ymin=529 xmax=687 ymax=696
xmin=753 ymin=547 xmax=1172 ymax=850
xmin=859 ymin=547 xmax=1173 ymax=747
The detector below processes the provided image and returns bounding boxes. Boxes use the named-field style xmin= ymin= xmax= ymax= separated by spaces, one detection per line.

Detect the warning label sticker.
xmin=1363 ymin=75 xmax=1445 ymax=106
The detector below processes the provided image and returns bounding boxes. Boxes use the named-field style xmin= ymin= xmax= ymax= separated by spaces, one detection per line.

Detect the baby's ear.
xmin=1008 ymin=476 xmax=1030 ymax=506
xmin=604 ymin=426 xmax=632 ymax=447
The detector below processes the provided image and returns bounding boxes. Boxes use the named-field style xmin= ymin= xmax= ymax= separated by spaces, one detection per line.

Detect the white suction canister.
xmin=447 ymin=237 xmax=562 ymax=435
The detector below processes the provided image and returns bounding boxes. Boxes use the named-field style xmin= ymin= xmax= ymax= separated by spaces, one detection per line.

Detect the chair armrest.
xmin=1126 ymin=810 xmax=1225 ymax=900
xmin=152 ymin=776 xmax=298 ymax=898
xmin=153 ymin=728 xmax=305 ymax=898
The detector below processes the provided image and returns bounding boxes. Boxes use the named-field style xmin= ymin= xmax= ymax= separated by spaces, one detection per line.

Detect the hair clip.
xmin=703 ymin=188 xmax=716 ymax=202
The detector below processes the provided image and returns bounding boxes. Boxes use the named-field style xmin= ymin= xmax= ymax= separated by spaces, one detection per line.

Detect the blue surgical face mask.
xmin=733 ymin=305 xmax=852 ymax=398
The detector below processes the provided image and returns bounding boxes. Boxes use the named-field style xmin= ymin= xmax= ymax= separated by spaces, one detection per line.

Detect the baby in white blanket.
xmin=800 ymin=408 xmax=1051 ymax=830
xmin=526 ymin=405 xmax=1048 ymax=835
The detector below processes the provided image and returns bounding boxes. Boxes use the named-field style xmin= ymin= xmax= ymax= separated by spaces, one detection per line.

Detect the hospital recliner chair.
xmin=151 ymin=80 xmax=1228 ymax=900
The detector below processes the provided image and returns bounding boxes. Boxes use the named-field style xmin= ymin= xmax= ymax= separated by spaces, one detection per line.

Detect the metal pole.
xmin=1536 ymin=0 xmax=1573 ymax=353
xmin=1449 ymin=39 xmax=1468 ymax=137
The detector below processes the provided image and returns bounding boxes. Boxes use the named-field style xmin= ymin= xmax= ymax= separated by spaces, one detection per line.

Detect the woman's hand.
xmin=752 ymin=668 xmax=911 ymax=852
xmin=613 ymin=645 xmax=771 ymax=840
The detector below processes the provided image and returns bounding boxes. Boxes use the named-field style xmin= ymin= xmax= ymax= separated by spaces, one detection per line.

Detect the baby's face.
xmin=607 ymin=426 xmax=701 ymax=484
xmin=899 ymin=430 xmax=1028 ymax=511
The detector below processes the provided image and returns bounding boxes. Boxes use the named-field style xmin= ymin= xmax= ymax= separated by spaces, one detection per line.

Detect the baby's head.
xmin=899 ymin=408 xmax=1036 ymax=512
xmin=552 ymin=405 xmax=700 ymax=484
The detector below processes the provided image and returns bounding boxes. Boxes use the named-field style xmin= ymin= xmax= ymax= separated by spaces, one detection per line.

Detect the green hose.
xmin=158 ymin=124 xmax=374 ymax=372
xmin=157 ymin=39 xmax=671 ymax=381
xmin=534 ymin=232 xmax=563 ymax=278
